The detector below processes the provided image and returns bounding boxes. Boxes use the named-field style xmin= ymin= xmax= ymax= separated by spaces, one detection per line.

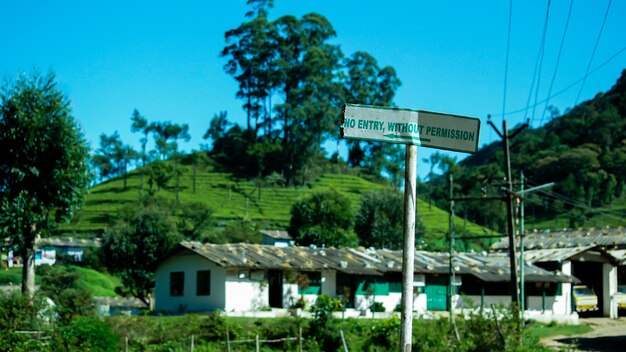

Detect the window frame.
xmin=170 ymin=271 xmax=185 ymax=297
xmin=196 ymin=270 xmax=211 ymax=296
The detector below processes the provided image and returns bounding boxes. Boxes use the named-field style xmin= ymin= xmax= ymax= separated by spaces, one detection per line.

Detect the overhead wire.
xmin=538 ymin=0 xmax=574 ymax=126
xmin=524 ymin=180 xmax=626 ymax=224
xmin=525 ymin=0 xmax=551 ymax=127
xmin=492 ymin=45 xmax=626 ymax=118
xmin=574 ymin=0 xmax=612 ymax=106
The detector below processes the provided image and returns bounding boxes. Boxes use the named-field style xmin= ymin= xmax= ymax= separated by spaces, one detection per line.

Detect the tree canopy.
xmin=0 ymin=73 xmax=90 ymax=297
xmin=213 ymin=3 xmax=401 ymax=185
xmin=355 ymin=189 xmax=426 ymax=250
xmin=288 ymin=189 xmax=357 ymax=247
xmin=428 ymin=69 xmax=626 ymax=231
xmin=100 ymin=201 xmax=181 ymax=307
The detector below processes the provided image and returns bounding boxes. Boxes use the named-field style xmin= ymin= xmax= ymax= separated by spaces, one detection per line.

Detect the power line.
xmin=538 ymin=0 xmax=574 ymax=127
xmin=492 ymin=45 xmax=626 ymax=119
xmin=574 ymin=0 xmax=612 ymax=106
xmin=524 ymin=181 xmax=626 ymax=224
xmin=526 ymin=0 xmax=551 ymax=127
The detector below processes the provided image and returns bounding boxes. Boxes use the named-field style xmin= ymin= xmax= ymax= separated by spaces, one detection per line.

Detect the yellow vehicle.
xmin=572 ymin=285 xmax=598 ymax=312
xmin=616 ymin=285 xmax=626 ymax=309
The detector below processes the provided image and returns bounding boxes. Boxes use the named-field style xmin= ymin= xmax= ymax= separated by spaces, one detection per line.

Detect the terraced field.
xmin=61 ymin=159 xmax=487 ymax=244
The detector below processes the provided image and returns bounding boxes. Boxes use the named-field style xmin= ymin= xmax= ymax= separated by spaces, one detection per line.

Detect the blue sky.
xmin=2 ymin=1 xmax=625 ymax=179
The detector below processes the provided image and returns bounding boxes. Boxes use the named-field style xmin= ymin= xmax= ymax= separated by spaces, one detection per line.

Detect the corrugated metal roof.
xmin=260 ymin=230 xmax=292 ymax=240
xmin=175 ymin=242 xmax=576 ymax=283
xmin=36 ymin=237 xmax=101 ymax=247
xmin=492 ymin=227 xmax=626 ymax=251
xmin=522 ymin=247 xmax=595 ymax=263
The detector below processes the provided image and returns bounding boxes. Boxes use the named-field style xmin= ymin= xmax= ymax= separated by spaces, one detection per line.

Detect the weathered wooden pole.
xmin=400 ymin=144 xmax=417 ymax=352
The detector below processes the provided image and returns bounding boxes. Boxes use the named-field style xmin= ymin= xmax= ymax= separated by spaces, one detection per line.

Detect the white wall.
xmin=560 ymin=261 xmax=573 ymax=315
xmin=224 ymin=278 xmax=269 ymax=311
xmin=154 ymin=252 xmax=226 ymax=313
xmin=602 ymin=263 xmax=618 ymax=318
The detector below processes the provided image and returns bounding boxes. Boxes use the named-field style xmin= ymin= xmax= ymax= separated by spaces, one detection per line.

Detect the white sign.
xmin=341 ymin=104 xmax=481 ymax=153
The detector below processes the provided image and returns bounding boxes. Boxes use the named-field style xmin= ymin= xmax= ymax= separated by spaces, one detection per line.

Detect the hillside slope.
xmin=62 ymin=159 xmax=487 ymax=247
xmin=429 ymin=70 xmax=626 ymax=231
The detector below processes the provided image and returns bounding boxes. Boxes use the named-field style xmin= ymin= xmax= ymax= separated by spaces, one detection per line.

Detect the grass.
xmin=526 ymin=322 xmax=592 ymax=339
xmin=59 ymin=156 xmax=489 ymax=245
xmin=71 ymin=265 xmax=121 ymax=297
xmin=0 ymin=265 xmax=120 ymax=297
xmin=0 ymin=267 xmax=38 ymax=285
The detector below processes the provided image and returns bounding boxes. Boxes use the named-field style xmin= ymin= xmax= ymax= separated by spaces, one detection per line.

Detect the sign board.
xmin=340 ymin=103 xmax=481 ymax=154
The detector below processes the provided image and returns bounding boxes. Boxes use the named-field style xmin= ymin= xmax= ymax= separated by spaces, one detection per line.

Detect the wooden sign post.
xmin=341 ymin=104 xmax=480 ymax=351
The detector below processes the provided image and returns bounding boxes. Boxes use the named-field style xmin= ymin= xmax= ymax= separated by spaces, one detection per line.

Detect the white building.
xmin=154 ymin=242 xmax=575 ymax=317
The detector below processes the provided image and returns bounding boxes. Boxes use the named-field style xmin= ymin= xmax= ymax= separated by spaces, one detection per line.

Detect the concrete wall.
xmin=602 ymin=263 xmax=618 ymax=318
xmin=224 ymin=275 xmax=269 ymax=311
xmin=154 ymin=253 xmax=226 ymax=313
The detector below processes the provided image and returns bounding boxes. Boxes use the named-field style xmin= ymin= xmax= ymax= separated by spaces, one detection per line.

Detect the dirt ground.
xmin=541 ymin=317 xmax=626 ymax=351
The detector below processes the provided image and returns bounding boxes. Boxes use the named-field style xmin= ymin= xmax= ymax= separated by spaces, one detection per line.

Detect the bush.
xmin=56 ymin=316 xmax=118 ymax=352
xmin=0 ymin=292 xmax=53 ymax=352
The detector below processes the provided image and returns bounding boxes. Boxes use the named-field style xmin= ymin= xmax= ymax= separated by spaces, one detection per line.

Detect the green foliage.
xmin=0 ymin=72 xmax=90 ymax=296
xmin=56 ymin=317 xmax=118 ymax=352
xmin=0 ymin=291 xmax=50 ymax=352
xmin=39 ymin=265 xmax=95 ymax=324
xmin=92 ymin=131 xmax=138 ymax=185
xmin=178 ymin=201 xmax=214 ymax=240
xmin=219 ymin=2 xmax=403 ymax=186
xmin=355 ymin=189 xmax=426 ymax=249
xmin=444 ymin=70 xmax=626 ymax=230
xmin=289 ymin=189 xmax=357 ymax=247
xmin=101 ymin=202 xmax=181 ymax=306
xmin=211 ymin=219 xmax=262 ymax=244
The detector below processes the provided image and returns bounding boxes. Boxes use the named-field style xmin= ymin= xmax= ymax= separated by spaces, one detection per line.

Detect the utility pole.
xmin=517 ymin=175 xmax=554 ymax=324
xmin=487 ymin=116 xmax=527 ymax=322
xmin=449 ymin=174 xmax=455 ymax=322
xmin=519 ymin=171 xmax=526 ymax=324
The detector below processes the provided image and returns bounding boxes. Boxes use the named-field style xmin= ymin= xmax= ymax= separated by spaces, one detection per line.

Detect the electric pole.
xmin=487 ymin=115 xmax=527 ymax=318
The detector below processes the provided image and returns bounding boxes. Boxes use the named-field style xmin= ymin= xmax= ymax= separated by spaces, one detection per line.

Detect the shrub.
xmin=57 ymin=316 xmax=118 ymax=352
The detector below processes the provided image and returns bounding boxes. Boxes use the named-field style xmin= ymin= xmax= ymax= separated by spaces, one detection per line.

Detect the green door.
xmin=425 ymin=276 xmax=448 ymax=311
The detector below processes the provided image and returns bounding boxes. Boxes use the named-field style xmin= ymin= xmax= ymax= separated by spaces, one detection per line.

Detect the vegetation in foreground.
xmin=1 ymin=288 xmax=574 ymax=352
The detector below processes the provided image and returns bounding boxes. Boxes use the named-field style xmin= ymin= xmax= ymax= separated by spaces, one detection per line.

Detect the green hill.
xmin=62 ymin=158 xmax=487 ymax=248
xmin=426 ymin=70 xmax=626 ymax=232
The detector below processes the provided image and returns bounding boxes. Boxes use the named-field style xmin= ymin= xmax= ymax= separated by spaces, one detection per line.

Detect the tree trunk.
xmin=21 ymin=227 xmax=36 ymax=299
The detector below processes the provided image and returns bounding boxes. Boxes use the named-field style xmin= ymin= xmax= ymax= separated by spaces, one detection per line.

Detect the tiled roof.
xmin=174 ymin=242 xmax=576 ymax=283
xmin=491 ymin=227 xmax=626 ymax=251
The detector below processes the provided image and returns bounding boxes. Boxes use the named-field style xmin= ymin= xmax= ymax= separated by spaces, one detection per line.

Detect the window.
xmin=196 ymin=270 xmax=211 ymax=296
xmin=170 ymin=271 xmax=184 ymax=296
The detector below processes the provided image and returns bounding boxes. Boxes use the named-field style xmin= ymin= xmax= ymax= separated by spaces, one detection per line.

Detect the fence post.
xmin=340 ymin=330 xmax=349 ymax=352
xmin=256 ymin=334 xmax=260 ymax=352
xmin=226 ymin=326 xmax=231 ymax=352
xmin=190 ymin=335 xmax=194 ymax=352
xmin=125 ymin=336 xmax=128 ymax=352
xmin=298 ymin=327 xmax=303 ymax=352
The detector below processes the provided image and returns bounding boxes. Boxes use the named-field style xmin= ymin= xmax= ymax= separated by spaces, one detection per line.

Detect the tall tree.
xmin=222 ymin=0 xmax=278 ymax=140
xmin=151 ymin=121 xmax=191 ymax=159
xmin=343 ymin=52 xmax=402 ymax=177
xmin=130 ymin=109 xmax=154 ymax=167
xmin=0 ymin=73 xmax=89 ymax=298
xmin=92 ymin=131 xmax=137 ymax=188
xmin=274 ymin=13 xmax=344 ymax=185
xmin=101 ymin=203 xmax=181 ymax=307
